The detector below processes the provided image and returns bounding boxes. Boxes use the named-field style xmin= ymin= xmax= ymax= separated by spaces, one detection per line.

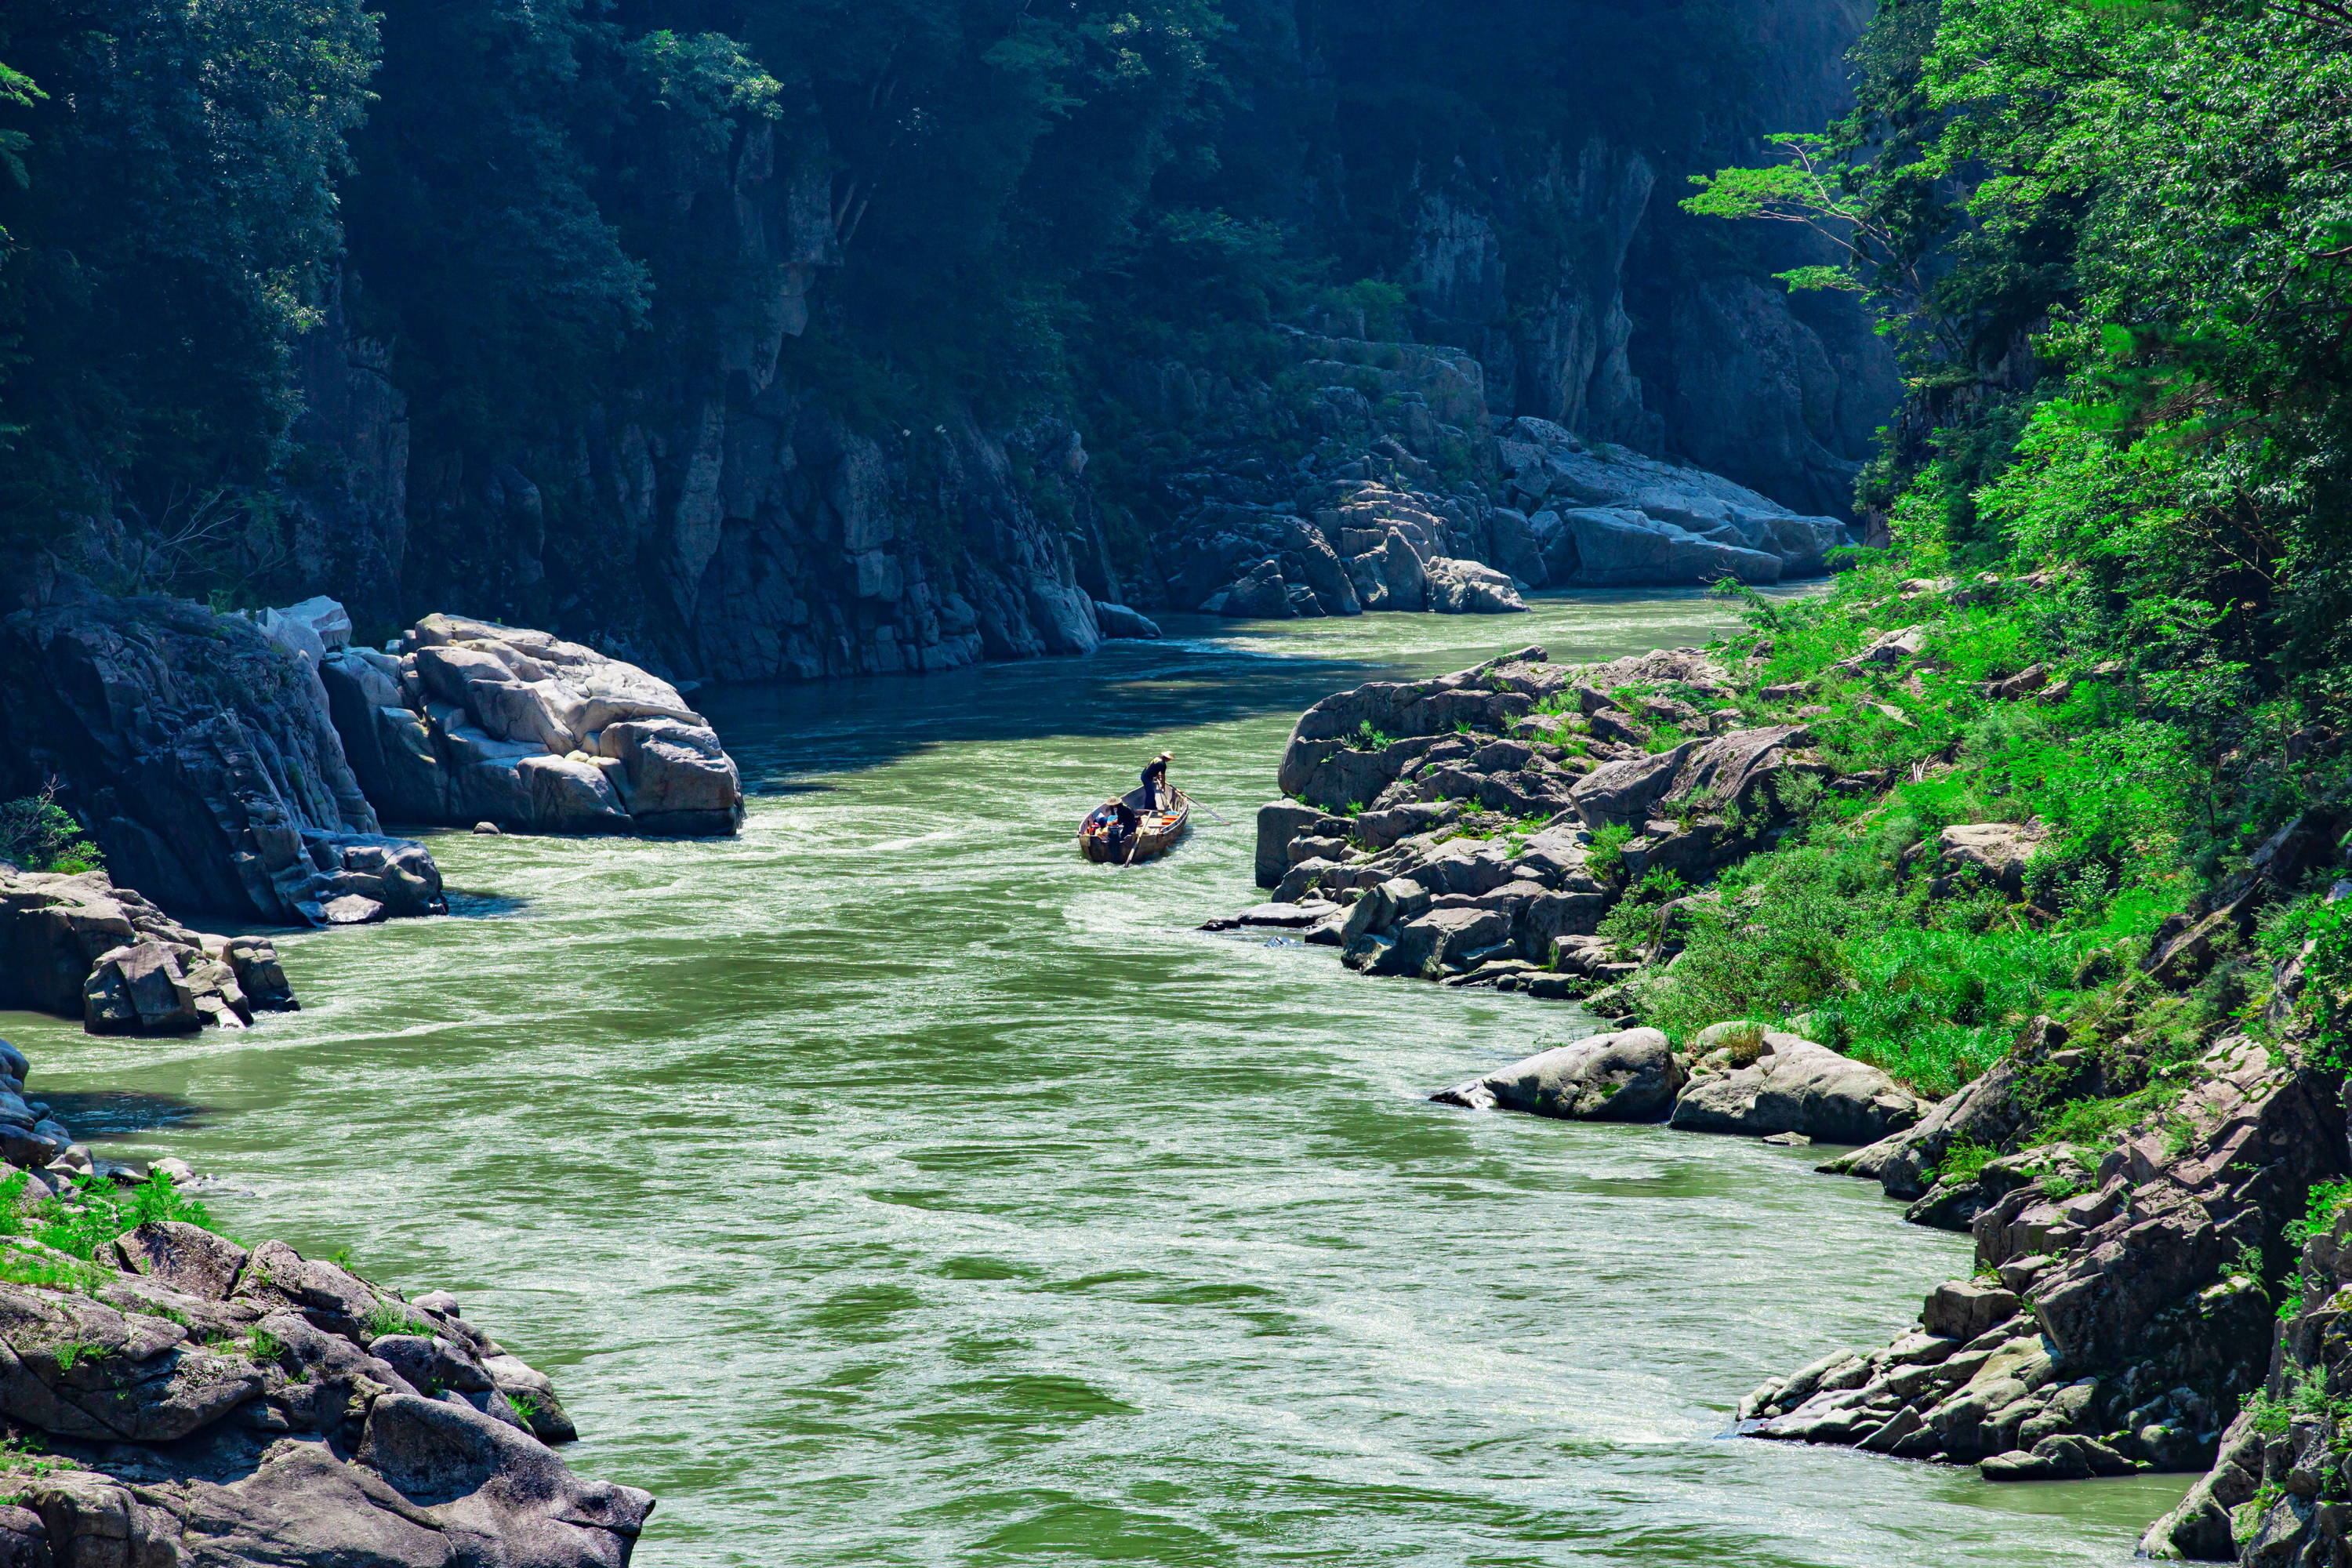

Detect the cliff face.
xmin=289 ymin=108 xmax=1112 ymax=684
xmin=1346 ymin=0 xmax=1896 ymax=519
xmin=79 ymin=0 xmax=1894 ymax=686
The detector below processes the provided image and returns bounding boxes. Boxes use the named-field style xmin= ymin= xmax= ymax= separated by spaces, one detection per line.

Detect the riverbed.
xmin=1 ymin=591 xmax=2188 ymax=1565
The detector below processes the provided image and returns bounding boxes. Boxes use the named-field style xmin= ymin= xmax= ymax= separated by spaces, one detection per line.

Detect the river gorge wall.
xmin=2 ymin=0 xmax=1894 ymax=690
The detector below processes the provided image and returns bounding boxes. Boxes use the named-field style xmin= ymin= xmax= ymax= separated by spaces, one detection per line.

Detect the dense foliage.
xmin=0 ymin=0 xmax=376 ymax=579
xmin=0 ymin=0 xmax=1802 ymax=606
xmin=1639 ymin=0 xmax=2352 ymax=1094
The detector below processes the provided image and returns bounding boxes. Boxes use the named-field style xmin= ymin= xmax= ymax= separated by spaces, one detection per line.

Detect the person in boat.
xmin=1141 ymin=752 xmax=1174 ymax=811
xmin=1089 ymin=800 xmax=1140 ymax=850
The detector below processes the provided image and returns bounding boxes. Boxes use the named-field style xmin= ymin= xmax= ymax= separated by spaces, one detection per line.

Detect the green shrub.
xmin=26 ymin=1171 xmax=214 ymax=1262
xmin=1935 ymin=1139 xmax=1998 ymax=1183
xmin=1584 ymin=823 xmax=1634 ymax=882
xmin=0 ymin=787 xmax=101 ymax=875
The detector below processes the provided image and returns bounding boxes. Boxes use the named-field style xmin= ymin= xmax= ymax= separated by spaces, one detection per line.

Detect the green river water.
xmin=0 ymin=591 xmax=2189 ymax=1566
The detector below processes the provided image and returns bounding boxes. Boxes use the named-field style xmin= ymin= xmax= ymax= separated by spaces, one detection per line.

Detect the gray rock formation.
xmin=1499 ymin=419 xmax=1852 ymax=586
xmin=1093 ymin=602 xmax=1163 ymax=640
xmin=1743 ymin=1034 xmax=2341 ymax=1503
xmin=1157 ymin=333 xmax=1859 ymax=621
xmin=1667 ymin=1030 xmax=1926 ymax=1145
xmin=0 ymin=1224 xmax=649 ymax=1566
xmin=2158 ymin=1184 xmax=2352 ymax=1563
xmin=1231 ymin=646 xmax=1845 ymax=999
xmin=1433 ymin=1028 xmax=1685 ymax=1121
xmin=0 ymin=597 xmax=445 ymax=926
xmin=0 ymin=869 xmax=293 ymax=1034
xmin=324 ymin=614 xmax=745 ymax=836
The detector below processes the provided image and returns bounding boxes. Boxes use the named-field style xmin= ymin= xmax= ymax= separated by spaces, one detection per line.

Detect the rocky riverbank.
xmin=0 ymin=596 xmax=445 ymax=928
xmin=1221 ymin=583 xmax=2352 ymax=1564
xmin=0 ymin=868 xmax=296 ymax=1040
xmin=1156 ymin=334 xmax=1860 ymax=625
xmin=0 ymin=1028 xmax=648 ymax=1566
xmin=1219 ymin=640 xmax=1820 ymax=991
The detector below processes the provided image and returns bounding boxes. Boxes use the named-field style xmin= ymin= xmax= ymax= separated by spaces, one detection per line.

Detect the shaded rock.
xmin=1555 ymin=507 xmax=1784 ymax=587
xmin=0 ymin=596 xmax=443 ymax=926
xmin=1093 ymin=601 xmax=1163 ymax=639
xmin=1209 ymin=559 xmax=1295 ymax=619
xmin=2143 ymin=1417 xmax=2260 ymax=1559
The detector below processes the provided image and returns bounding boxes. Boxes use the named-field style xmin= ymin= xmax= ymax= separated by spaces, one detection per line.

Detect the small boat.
xmin=1079 ymin=786 xmax=1191 ymax=864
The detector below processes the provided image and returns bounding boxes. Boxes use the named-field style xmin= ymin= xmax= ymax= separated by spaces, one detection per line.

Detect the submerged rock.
xmin=324 ymin=612 xmax=746 ymax=837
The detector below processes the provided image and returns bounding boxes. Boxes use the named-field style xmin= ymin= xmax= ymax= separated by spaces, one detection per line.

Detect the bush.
xmin=0 ymin=787 xmax=101 ymax=875
xmin=0 ymin=1171 xmax=216 ymax=1261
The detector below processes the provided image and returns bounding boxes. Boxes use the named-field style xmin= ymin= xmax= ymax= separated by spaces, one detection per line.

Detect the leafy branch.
xmin=1681 ymin=133 xmax=1926 ymax=300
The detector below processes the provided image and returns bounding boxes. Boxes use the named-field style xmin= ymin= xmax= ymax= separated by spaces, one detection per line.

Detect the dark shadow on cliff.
xmin=698 ymin=628 xmax=1393 ymax=791
xmin=699 ymin=588 xmax=1781 ymax=789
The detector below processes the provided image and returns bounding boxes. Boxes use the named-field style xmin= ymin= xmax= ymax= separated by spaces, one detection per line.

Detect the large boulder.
xmin=1668 ymin=1032 xmax=1926 ymax=1144
xmin=323 ymin=613 xmax=746 ymax=837
xmin=1934 ymin=822 xmax=2049 ymax=899
xmin=0 ymin=597 xmax=444 ymax=926
xmin=1566 ymin=725 xmax=1820 ymax=832
xmin=1497 ymin=420 xmax=1855 ymax=584
xmin=1421 ymin=557 xmax=1527 ymax=614
xmin=1203 ymin=559 xmax=1295 ymax=619
xmin=1093 ymin=601 xmax=1163 ymax=640
xmin=1554 ymin=507 xmax=1784 ymax=587
xmin=1432 ymin=1028 xmax=1685 ymax=1120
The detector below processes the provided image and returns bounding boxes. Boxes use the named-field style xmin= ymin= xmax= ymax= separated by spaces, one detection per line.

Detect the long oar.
xmin=1186 ymin=795 xmax=1235 ymax=826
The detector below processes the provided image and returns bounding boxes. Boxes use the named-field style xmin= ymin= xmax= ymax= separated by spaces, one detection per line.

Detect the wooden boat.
xmin=1079 ymin=785 xmax=1191 ymax=864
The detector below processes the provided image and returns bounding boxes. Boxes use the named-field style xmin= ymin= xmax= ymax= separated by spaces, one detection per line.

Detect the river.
xmin=2 ymin=591 xmax=2188 ymax=1566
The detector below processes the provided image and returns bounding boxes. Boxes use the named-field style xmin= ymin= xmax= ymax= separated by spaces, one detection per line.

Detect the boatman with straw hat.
xmin=1141 ymin=751 xmax=1174 ymax=812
